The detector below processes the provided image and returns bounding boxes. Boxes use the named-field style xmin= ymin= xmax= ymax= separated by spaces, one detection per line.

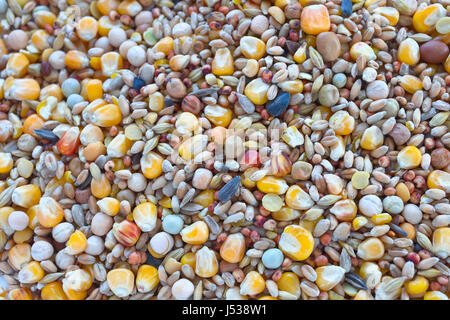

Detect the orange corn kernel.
xmin=85 ymin=79 xmax=103 ymax=102
xmin=11 ymin=184 xmax=41 ymax=209
xmin=132 ymin=202 xmax=157 ymax=232
xmin=4 ymin=77 xmax=40 ymax=101
xmin=57 ymin=126 xmax=80 ymax=156
xmin=412 ymin=4 xmax=446 ymax=34
xmin=136 ymin=265 xmax=159 ymax=293
xmin=82 ymin=99 xmax=122 ymax=127
xmin=278 ymin=224 xmax=314 ymax=261
xmin=220 ymin=233 xmax=246 ymax=263
xmin=23 ymin=114 xmax=44 ymax=138
xmin=140 ymin=151 xmax=164 ymax=179
xmin=101 ymin=52 xmax=123 ymax=77
xmin=65 ymin=50 xmax=89 ymax=70
xmin=8 ymin=288 xmax=33 ymax=300
xmin=240 ymin=271 xmax=265 ymax=296
xmin=76 ymin=16 xmax=98 ymax=41
xmin=97 ymin=0 xmax=120 ymax=15
xmin=18 ymin=261 xmax=45 ymax=284
xmin=107 ymin=268 xmax=135 ymax=298
xmin=300 ymin=5 xmax=330 ymax=35
xmin=33 ymin=10 xmax=56 ymax=28
xmin=6 ymin=53 xmax=29 ymax=77
xmin=66 ymin=230 xmax=88 ymax=255
xmin=41 ymin=282 xmax=68 ymax=300
xmin=277 ymin=272 xmax=301 ymax=297
xmin=97 ymin=197 xmax=120 ymax=216
xmin=31 ymin=30 xmax=50 ymax=51
xmin=180 ymin=221 xmax=209 ymax=245
xmin=8 ymin=243 xmax=32 ymax=270
xmin=37 ymin=196 xmax=64 ymax=228
xmin=91 ymin=174 xmax=112 ymax=198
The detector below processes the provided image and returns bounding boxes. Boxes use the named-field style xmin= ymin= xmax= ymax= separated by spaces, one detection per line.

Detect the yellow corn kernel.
xmin=244 ymin=78 xmax=270 ymax=105
xmin=256 ymin=176 xmax=289 ymax=195
xmin=277 ymin=272 xmax=301 ymax=297
xmin=360 ymin=125 xmax=384 ymax=150
xmin=8 ymin=288 xmax=33 ymax=300
xmin=240 ymin=36 xmax=266 ymax=60
xmin=432 ymin=227 xmax=450 ymax=257
xmin=64 ymin=268 xmax=92 ymax=292
xmin=397 ymin=38 xmax=420 ymax=66
xmin=212 ymin=48 xmax=234 ymax=76
xmin=153 ymin=37 xmax=174 ymax=55
xmin=178 ymin=134 xmax=208 ymax=161
xmin=40 ymin=84 xmax=63 ymax=101
xmin=76 ymin=16 xmax=98 ymax=41
xmin=240 ymin=271 xmax=265 ymax=296
xmin=66 ymin=230 xmax=88 ymax=255
xmin=85 ymin=79 xmax=103 ymax=102
xmin=329 ymin=110 xmax=355 ymax=135
xmin=148 ymin=92 xmax=164 ymax=112
xmin=62 ymin=281 xmax=88 ymax=300
xmin=300 ymin=4 xmax=330 ymax=35
xmin=181 ymin=221 xmax=209 ymax=245
xmin=357 ymin=237 xmax=385 ymax=261
xmin=159 ymin=196 xmax=172 ymax=209
xmin=37 ymin=196 xmax=64 ymax=228
xmin=107 ymin=268 xmax=135 ymax=298
xmin=285 ymin=185 xmax=314 ymax=210
xmin=90 ymin=57 xmax=101 ymax=70
xmin=350 ymin=42 xmax=376 ymax=61
xmin=278 ymin=224 xmax=314 ymax=261
xmin=18 ymin=261 xmax=45 ymax=284
xmin=278 ymin=80 xmax=303 ymax=94
xmin=107 ymin=133 xmax=132 ymax=158
xmin=97 ymin=197 xmax=120 ymax=216
xmin=117 ymin=0 xmax=142 ymax=16
xmin=271 ymin=206 xmax=301 ymax=221
xmin=371 ymin=213 xmax=392 ymax=225
xmin=399 ymin=75 xmax=423 ymax=94
xmin=97 ymin=16 xmax=122 ymax=37
xmin=181 ymin=252 xmax=196 ymax=269
xmin=0 ymin=207 xmax=14 ymax=235
xmin=140 ymin=151 xmax=163 ymax=179
xmin=400 ymin=222 xmax=416 ymax=240
xmin=97 ymin=0 xmax=120 ymax=15
xmin=220 ymin=233 xmax=245 ymax=263
xmin=91 ymin=174 xmax=111 ymax=198
xmin=412 ymin=4 xmax=446 ymax=34
xmin=36 ymin=96 xmax=58 ymax=120
xmin=405 ymin=276 xmax=429 ymax=296
xmin=373 ymin=7 xmax=399 ymax=26
xmin=31 ymin=30 xmax=50 ymax=51
xmin=397 ymin=145 xmax=422 ymax=169
xmin=65 ymin=50 xmax=89 ymax=70
xmin=4 ymin=77 xmax=40 ymax=101
xmin=41 ymin=282 xmax=68 ymax=300
xmin=6 ymin=53 xmax=29 ymax=77
xmin=193 ymin=190 xmax=215 ymax=208
xmin=13 ymin=228 xmax=33 ymax=244
xmin=136 ymin=265 xmax=159 ymax=293
xmin=352 ymin=216 xmax=368 ymax=231
xmin=0 ymin=152 xmax=13 ymax=174
xmin=424 ymin=291 xmax=449 ymax=300
xmin=101 ymin=52 xmax=123 ymax=77
xmin=315 ymin=265 xmax=346 ymax=291
xmin=293 ymin=43 xmax=307 ymax=63
xmin=195 ymin=246 xmax=218 ymax=278
xmin=427 ymin=170 xmax=450 ymax=192
xmin=23 ymin=114 xmax=44 ymax=138
xmin=133 ymin=202 xmax=157 ymax=232
xmin=204 ymin=105 xmax=233 ymax=127
xmin=8 ymin=243 xmax=31 ymax=270
xmin=11 ymin=184 xmax=41 ymax=209
xmin=33 ymin=10 xmax=56 ymax=28
xmin=259 ymin=295 xmax=278 ymax=300
xmin=330 ymin=199 xmax=357 ymax=222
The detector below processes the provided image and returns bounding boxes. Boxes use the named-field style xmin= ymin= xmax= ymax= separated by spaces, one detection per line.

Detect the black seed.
xmin=146 ymin=254 xmax=163 ymax=268
xmin=345 ymin=272 xmax=368 ymax=290
xmin=131 ymin=152 xmax=142 ymax=166
xmin=34 ymin=129 xmax=59 ymax=143
xmin=217 ymin=176 xmax=241 ymax=203
xmin=266 ymin=91 xmax=290 ymax=117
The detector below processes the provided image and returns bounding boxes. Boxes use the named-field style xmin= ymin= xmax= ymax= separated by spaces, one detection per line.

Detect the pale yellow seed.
xmin=125 ymin=124 xmax=143 ymax=141
xmin=262 ymin=194 xmax=283 ymax=212
xmin=351 ymin=171 xmax=370 ymax=189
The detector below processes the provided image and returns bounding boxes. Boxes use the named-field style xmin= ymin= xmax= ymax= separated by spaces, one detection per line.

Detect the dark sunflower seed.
xmin=75 ymin=171 xmax=92 ymax=190
xmin=345 ymin=272 xmax=368 ymax=290
xmin=217 ymin=176 xmax=241 ymax=203
xmin=34 ymin=129 xmax=59 ymax=143
xmin=190 ymin=87 xmax=219 ymax=97
xmin=266 ymin=91 xmax=290 ymax=117
xmin=389 ymin=223 xmax=408 ymax=237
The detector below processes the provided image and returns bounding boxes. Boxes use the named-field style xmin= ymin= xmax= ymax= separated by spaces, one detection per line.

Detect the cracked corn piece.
xmin=11 ymin=184 xmax=41 ymax=209
xmin=101 ymin=52 xmax=123 ymax=77
xmin=412 ymin=4 xmax=446 ymax=34
xmin=140 ymin=151 xmax=164 ymax=179
xmin=136 ymin=265 xmax=159 ymax=293
xmin=180 ymin=221 xmax=209 ymax=245
xmin=399 ymin=75 xmax=423 ymax=94
xmin=107 ymin=268 xmax=135 ymax=298
xmin=204 ymin=105 xmax=233 ymax=127
xmin=397 ymin=38 xmax=420 ymax=66
xmin=350 ymin=42 xmax=376 ymax=61
xmin=372 ymin=7 xmax=399 ymax=26
xmin=220 ymin=233 xmax=246 ymax=263
xmin=82 ymin=99 xmax=122 ymax=127
xmin=64 ymin=268 xmax=92 ymax=291
xmin=277 ymin=272 xmax=301 ymax=297
xmin=240 ymin=271 xmax=265 ymax=296
xmin=300 ymin=5 xmax=330 ymax=35
xmin=4 ymin=77 xmax=40 ymax=101
xmin=256 ymin=176 xmax=289 ymax=195
xmin=18 ymin=261 xmax=45 ymax=284
xmin=240 ymin=36 xmax=266 ymax=60
xmin=212 ymin=48 xmax=234 ymax=76
xmin=107 ymin=133 xmax=132 ymax=158
xmin=97 ymin=197 xmax=120 ymax=216
xmin=178 ymin=134 xmax=208 ymax=161
xmin=397 ymin=145 xmax=422 ymax=169
xmin=278 ymin=225 xmax=314 ymax=261
xmin=132 ymin=202 xmax=157 ymax=232
xmin=195 ymin=246 xmax=218 ymax=278
xmin=41 ymin=282 xmax=68 ymax=300
xmin=0 ymin=152 xmax=13 ymax=174
xmin=285 ymin=185 xmax=314 ymax=210
xmin=66 ymin=230 xmax=88 ymax=255
xmin=357 ymin=237 xmax=385 ymax=261
xmin=329 ymin=110 xmax=355 ymax=135
xmin=360 ymin=125 xmax=384 ymax=150
xmin=244 ymin=78 xmax=270 ymax=105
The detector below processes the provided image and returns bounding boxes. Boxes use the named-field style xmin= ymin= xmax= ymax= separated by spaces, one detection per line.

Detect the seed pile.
xmin=0 ymin=0 xmax=449 ymax=301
